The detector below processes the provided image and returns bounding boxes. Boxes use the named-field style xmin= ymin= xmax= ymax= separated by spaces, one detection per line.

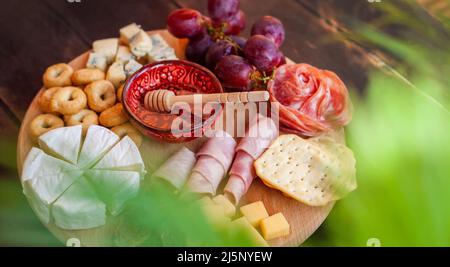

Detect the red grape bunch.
xmin=167 ymin=0 xmax=286 ymax=92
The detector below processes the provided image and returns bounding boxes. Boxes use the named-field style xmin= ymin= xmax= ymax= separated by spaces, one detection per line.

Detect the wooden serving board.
xmin=17 ymin=30 xmax=337 ymax=247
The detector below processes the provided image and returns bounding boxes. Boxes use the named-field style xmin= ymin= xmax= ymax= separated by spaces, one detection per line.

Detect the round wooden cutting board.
xmin=17 ymin=30 xmax=337 ymax=247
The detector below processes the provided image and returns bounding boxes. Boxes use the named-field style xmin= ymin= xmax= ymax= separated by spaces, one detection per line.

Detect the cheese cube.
xmin=212 ymin=194 xmax=235 ymax=218
xmin=229 ymin=217 xmax=269 ymax=247
xmin=202 ymin=204 xmax=230 ymax=226
xmin=130 ymin=30 xmax=153 ymax=58
xmin=120 ymin=23 xmax=141 ymax=45
xmin=124 ymin=59 xmax=143 ymax=77
xmin=198 ymin=196 xmax=214 ymax=207
xmin=93 ymin=38 xmax=119 ymax=64
xmin=240 ymin=201 xmax=269 ymax=227
xmin=106 ymin=62 xmax=126 ymax=88
xmin=86 ymin=52 xmax=108 ymax=72
xmin=115 ymin=45 xmax=134 ymax=64
xmin=147 ymin=34 xmax=178 ymax=62
xmin=260 ymin=213 xmax=290 ymax=240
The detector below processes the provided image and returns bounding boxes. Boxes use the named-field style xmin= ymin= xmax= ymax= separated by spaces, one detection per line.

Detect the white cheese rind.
xmin=52 ymin=176 xmax=106 ymax=230
xmin=38 ymin=125 xmax=83 ymax=165
xmin=86 ymin=52 xmax=108 ymax=72
xmin=78 ymin=125 xmax=120 ymax=169
xmin=93 ymin=136 xmax=145 ymax=175
xmin=86 ymin=170 xmax=140 ymax=216
xmin=93 ymin=38 xmax=119 ymax=64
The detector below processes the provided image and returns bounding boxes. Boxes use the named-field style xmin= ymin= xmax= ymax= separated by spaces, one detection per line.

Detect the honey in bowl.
xmin=122 ymin=60 xmax=224 ymax=142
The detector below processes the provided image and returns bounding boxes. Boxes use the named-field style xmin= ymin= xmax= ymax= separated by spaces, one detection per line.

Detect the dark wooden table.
xmin=2 ymin=0 xmax=446 ymax=173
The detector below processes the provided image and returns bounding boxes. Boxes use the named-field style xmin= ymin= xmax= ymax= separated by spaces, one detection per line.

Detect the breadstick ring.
xmin=117 ymin=84 xmax=124 ymax=102
xmin=29 ymin=114 xmax=64 ymax=139
xmin=50 ymin=87 xmax=87 ymax=115
xmin=38 ymin=87 xmax=61 ymax=113
xmin=111 ymin=123 xmax=143 ymax=147
xmin=99 ymin=103 xmax=128 ymax=127
xmin=72 ymin=68 xmax=105 ymax=86
xmin=43 ymin=63 xmax=73 ymax=88
xmin=85 ymin=80 xmax=116 ymax=112
xmin=64 ymin=109 xmax=99 ymax=134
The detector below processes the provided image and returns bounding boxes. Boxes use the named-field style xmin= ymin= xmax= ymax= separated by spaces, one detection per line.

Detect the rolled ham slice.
xmin=187 ymin=130 xmax=237 ymax=195
xmin=151 ymin=147 xmax=196 ymax=190
xmin=225 ymin=115 xmax=279 ymax=204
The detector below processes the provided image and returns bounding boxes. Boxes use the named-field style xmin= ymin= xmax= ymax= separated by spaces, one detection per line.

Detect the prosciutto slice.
xmin=187 ymin=130 xmax=236 ymax=195
xmin=151 ymin=147 xmax=196 ymax=190
xmin=268 ymin=64 xmax=352 ymax=137
xmin=224 ymin=115 xmax=278 ymax=204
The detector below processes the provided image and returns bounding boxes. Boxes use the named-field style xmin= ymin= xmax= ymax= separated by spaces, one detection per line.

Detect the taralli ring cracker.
xmin=42 ymin=63 xmax=73 ymax=88
xmin=29 ymin=114 xmax=64 ymax=139
xmin=64 ymin=109 xmax=99 ymax=135
xmin=72 ymin=68 xmax=106 ymax=86
xmin=85 ymin=80 xmax=116 ymax=112
xmin=254 ymin=134 xmax=357 ymax=206
xmin=50 ymin=86 xmax=87 ymax=115
xmin=111 ymin=123 xmax=143 ymax=147
xmin=38 ymin=87 xmax=61 ymax=113
xmin=99 ymin=103 xmax=128 ymax=127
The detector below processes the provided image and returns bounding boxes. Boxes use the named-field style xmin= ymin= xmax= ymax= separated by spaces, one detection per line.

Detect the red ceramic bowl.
xmin=122 ymin=60 xmax=224 ymax=143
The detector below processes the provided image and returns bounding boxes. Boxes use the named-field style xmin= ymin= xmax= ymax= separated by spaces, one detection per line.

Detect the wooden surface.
xmin=2 ymin=0 xmax=447 ymax=246
xmin=17 ymin=29 xmax=339 ymax=247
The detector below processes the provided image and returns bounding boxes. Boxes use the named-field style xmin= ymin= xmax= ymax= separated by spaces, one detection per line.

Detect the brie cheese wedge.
xmin=38 ymin=125 xmax=82 ymax=165
xmin=52 ymin=176 xmax=106 ymax=230
xmin=93 ymin=136 xmax=145 ymax=175
xmin=85 ymin=170 xmax=140 ymax=216
xmin=78 ymin=125 xmax=120 ymax=169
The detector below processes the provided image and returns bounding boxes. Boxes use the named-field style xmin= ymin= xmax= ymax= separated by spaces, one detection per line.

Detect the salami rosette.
xmin=268 ymin=64 xmax=352 ymax=137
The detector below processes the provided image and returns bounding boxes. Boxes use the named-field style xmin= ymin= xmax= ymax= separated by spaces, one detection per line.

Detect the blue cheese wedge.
xmin=52 ymin=176 xmax=106 ymax=230
xmin=86 ymin=52 xmax=108 ymax=72
xmin=120 ymin=23 xmax=141 ymax=45
xmin=115 ymin=45 xmax=134 ymax=64
xmin=147 ymin=34 xmax=178 ymax=62
xmin=129 ymin=30 xmax=153 ymax=59
xmin=106 ymin=61 xmax=127 ymax=88
xmin=124 ymin=59 xmax=143 ymax=77
xmin=93 ymin=38 xmax=119 ymax=64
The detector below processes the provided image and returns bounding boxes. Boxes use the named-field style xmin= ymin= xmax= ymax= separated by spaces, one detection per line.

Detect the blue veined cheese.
xmin=147 ymin=34 xmax=178 ymax=62
xmin=124 ymin=59 xmax=143 ymax=77
xmin=115 ymin=45 xmax=134 ymax=64
xmin=106 ymin=62 xmax=126 ymax=89
xmin=86 ymin=52 xmax=108 ymax=72
xmin=129 ymin=30 xmax=153 ymax=59
xmin=119 ymin=23 xmax=141 ymax=45
xmin=93 ymin=38 xmax=119 ymax=64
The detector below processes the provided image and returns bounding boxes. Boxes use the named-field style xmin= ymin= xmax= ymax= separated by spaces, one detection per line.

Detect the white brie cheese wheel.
xmin=38 ymin=125 xmax=83 ymax=164
xmin=85 ymin=170 xmax=140 ymax=216
xmin=22 ymin=125 xmax=146 ymax=230
xmin=52 ymin=176 xmax=106 ymax=230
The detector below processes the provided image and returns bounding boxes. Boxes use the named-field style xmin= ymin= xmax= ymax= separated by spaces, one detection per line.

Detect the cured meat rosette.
xmin=268 ymin=64 xmax=352 ymax=137
xmin=224 ymin=115 xmax=278 ymax=204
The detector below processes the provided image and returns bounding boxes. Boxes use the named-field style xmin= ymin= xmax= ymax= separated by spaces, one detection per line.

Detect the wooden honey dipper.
xmin=144 ymin=90 xmax=270 ymax=113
